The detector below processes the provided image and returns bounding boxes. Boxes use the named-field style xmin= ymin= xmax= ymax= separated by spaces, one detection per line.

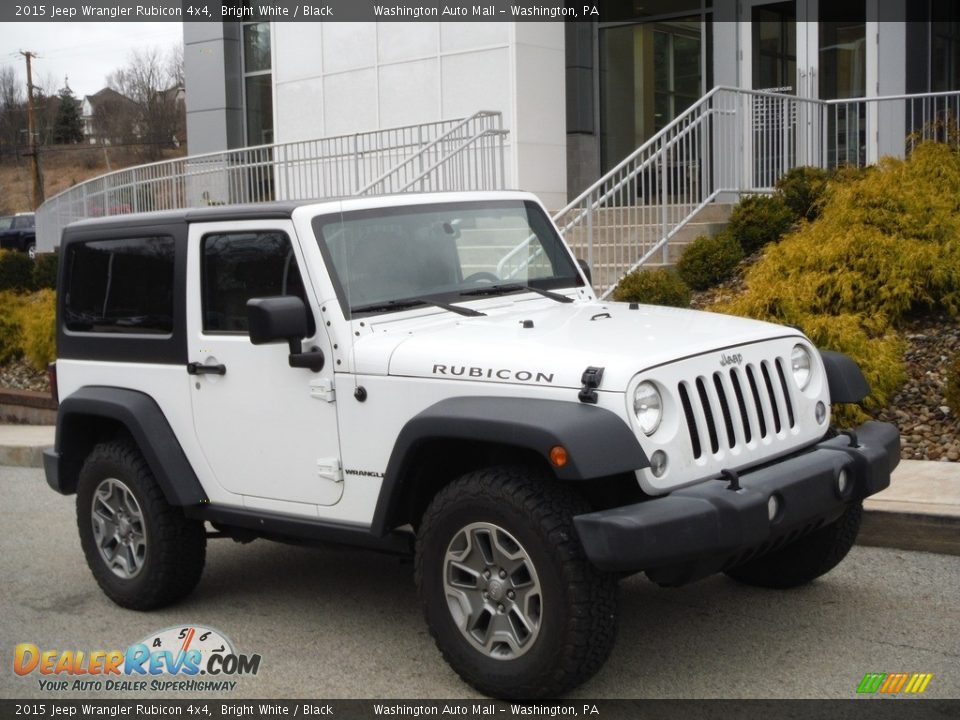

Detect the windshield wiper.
xmin=459 ymin=283 xmax=574 ymax=303
xmin=352 ymin=297 xmax=485 ymax=317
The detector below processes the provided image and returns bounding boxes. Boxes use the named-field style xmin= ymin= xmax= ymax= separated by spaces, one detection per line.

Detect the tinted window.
xmin=64 ymin=237 xmax=175 ymax=334
xmin=201 ymin=231 xmax=314 ymax=334
xmin=12 ymin=215 xmax=35 ymax=229
xmin=0 ymin=217 xmax=12 ymax=231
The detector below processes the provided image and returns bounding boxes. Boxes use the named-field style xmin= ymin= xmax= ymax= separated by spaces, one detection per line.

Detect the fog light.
xmin=650 ymin=450 xmax=668 ymax=478
xmin=767 ymin=495 xmax=781 ymax=522
xmin=815 ymin=401 xmax=827 ymax=424
xmin=837 ymin=469 xmax=851 ymax=497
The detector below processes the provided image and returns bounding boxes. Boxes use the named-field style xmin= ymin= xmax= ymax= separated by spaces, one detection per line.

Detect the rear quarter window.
xmin=63 ymin=236 xmax=175 ymax=335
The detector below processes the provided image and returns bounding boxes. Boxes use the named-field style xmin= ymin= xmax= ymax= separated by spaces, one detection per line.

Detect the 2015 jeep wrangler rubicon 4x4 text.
xmin=44 ymin=191 xmax=900 ymax=698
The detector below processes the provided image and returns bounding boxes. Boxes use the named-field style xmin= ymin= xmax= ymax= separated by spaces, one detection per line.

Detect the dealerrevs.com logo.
xmin=13 ymin=625 xmax=261 ymax=692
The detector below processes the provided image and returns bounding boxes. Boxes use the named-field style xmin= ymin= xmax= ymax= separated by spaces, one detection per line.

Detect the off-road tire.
xmin=416 ymin=466 xmax=618 ymax=699
xmin=725 ymin=502 xmax=863 ymax=589
xmin=77 ymin=440 xmax=206 ymax=610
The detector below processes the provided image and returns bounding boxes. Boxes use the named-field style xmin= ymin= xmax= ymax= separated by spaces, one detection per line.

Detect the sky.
xmin=0 ymin=22 xmax=184 ymax=100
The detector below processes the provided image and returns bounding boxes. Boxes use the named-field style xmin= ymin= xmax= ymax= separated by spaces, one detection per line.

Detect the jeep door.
xmin=186 ymin=220 xmax=343 ymax=511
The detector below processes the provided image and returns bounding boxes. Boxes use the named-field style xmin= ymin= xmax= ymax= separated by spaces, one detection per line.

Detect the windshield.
xmin=312 ymin=200 xmax=582 ymax=317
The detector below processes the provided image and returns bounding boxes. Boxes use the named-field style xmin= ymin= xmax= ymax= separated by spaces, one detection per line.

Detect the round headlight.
xmin=791 ymin=344 xmax=812 ymax=390
xmin=633 ymin=381 xmax=663 ymax=435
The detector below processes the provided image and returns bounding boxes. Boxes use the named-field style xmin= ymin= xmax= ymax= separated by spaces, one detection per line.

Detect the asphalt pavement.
xmin=2 ymin=464 xmax=958 ymax=700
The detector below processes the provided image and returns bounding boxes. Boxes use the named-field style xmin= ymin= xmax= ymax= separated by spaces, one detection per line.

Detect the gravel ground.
xmin=1 ymin=309 xmax=957 ymax=462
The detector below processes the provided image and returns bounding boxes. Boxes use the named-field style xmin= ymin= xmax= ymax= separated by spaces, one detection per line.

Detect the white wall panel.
xmin=379 ymin=60 xmax=441 ymax=127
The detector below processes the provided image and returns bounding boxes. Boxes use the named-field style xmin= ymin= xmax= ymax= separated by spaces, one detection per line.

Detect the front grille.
xmin=679 ymin=358 xmax=796 ymax=460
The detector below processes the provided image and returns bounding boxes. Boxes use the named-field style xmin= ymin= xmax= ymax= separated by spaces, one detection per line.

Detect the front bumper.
xmin=573 ymin=421 xmax=899 ymax=585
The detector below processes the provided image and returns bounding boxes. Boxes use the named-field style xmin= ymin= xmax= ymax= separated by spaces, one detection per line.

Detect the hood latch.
xmin=578 ymin=366 xmax=605 ymax=404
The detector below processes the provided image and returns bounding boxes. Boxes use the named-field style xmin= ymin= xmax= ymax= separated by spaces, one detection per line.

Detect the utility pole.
xmin=20 ymin=50 xmax=45 ymax=208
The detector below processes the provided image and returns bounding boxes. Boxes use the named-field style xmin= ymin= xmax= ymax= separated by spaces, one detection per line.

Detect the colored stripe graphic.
xmin=857 ymin=672 xmax=933 ymax=695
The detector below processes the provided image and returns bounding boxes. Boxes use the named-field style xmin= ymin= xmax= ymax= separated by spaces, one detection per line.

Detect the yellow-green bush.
xmin=612 ymin=268 xmax=691 ymax=308
xmin=0 ymin=289 xmax=56 ymax=370
xmin=676 ymin=232 xmax=743 ymax=291
xmin=713 ymin=142 xmax=960 ymax=413
xmin=0 ymin=250 xmax=33 ymax=292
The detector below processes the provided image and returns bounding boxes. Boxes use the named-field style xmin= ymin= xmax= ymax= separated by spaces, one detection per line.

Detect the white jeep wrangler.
xmin=45 ymin=191 xmax=899 ymax=698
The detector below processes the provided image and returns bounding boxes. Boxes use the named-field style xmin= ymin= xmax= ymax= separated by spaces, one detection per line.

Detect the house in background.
xmin=81 ymin=88 xmax=139 ymax=145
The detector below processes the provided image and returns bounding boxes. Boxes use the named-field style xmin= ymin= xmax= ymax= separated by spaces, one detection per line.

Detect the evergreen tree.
xmin=53 ymin=80 xmax=83 ymax=144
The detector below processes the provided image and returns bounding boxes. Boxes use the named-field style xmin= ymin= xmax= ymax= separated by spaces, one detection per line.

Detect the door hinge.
xmin=317 ymin=458 xmax=343 ymax=483
xmin=309 ymin=377 xmax=335 ymax=402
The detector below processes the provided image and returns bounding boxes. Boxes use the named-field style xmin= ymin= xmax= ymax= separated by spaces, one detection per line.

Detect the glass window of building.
xmin=242 ymin=22 xmax=273 ymax=146
xmin=599 ymin=3 xmax=712 ymax=171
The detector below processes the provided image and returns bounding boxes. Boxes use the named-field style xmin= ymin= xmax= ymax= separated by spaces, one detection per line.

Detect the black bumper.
xmin=573 ymin=421 xmax=900 ymax=585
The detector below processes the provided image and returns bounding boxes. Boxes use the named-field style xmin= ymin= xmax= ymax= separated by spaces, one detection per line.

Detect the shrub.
xmin=32 ymin=252 xmax=59 ymax=290
xmin=0 ymin=291 xmax=25 ymax=364
xmin=17 ymin=289 xmax=56 ymax=370
xmin=612 ymin=268 xmax=691 ymax=308
xmin=0 ymin=249 xmax=34 ymax=292
xmin=726 ymin=194 xmax=795 ymax=255
xmin=676 ymin=232 xmax=743 ymax=291
xmin=712 ymin=141 xmax=960 ymax=412
xmin=775 ymin=166 xmax=831 ymax=221
xmin=947 ymin=352 xmax=960 ymax=416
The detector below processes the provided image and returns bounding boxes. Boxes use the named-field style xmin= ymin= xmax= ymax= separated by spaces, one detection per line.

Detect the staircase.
xmin=555 ymin=86 xmax=960 ymax=299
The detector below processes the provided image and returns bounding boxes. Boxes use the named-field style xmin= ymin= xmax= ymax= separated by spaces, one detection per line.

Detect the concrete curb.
xmin=0 ymin=425 xmax=53 ymax=468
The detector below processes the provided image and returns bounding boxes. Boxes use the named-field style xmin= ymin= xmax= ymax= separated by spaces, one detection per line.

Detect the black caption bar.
xmin=1 ymin=700 xmax=959 ymax=720
xmin=3 ymin=1 xmax=604 ymax=23
xmin=2 ymin=1 xmax=954 ymax=23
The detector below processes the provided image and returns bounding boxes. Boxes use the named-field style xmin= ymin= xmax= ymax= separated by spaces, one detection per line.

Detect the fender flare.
xmin=50 ymin=386 xmax=207 ymax=506
xmin=819 ymin=350 xmax=871 ymax=403
xmin=370 ymin=396 xmax=648 ymax=536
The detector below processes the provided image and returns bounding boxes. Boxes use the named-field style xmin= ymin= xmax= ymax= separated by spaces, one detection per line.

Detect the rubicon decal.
xmin=856 ymin=672 xmax=933 ymax=696
xmin=13 ymin=625 xmax=261 ymax=693
xmin=432 ymin=364 xmax=555 ymax=384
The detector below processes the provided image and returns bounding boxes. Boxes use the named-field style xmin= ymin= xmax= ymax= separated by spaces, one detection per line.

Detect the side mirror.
xmin=577 ymin=258 xmax=593 ymax=286
xmin=247 ymin=296 xmax=308 ymax=345
xmin=246 ymin=296 xmax=324 ymax=372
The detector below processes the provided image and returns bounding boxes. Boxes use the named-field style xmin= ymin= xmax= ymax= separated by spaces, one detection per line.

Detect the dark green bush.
xmin=31 ymin=252 xmax=59 ymax=290
xmin=612 ymin=268 xmax=691 ymax=308
xmin=0 ymin=250 xmax=34 ymax=292
xmin=775 ymin=166 xmax=831 ymax=221
xmin=676 ymin=232 xmax=743 ymax=291
xmin=726 ymin=194 xmax=795 ymax=255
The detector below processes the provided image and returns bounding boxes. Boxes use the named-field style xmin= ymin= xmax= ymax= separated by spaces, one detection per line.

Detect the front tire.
xmin=416 ymin=467 xmax=618 ymax=699
xmin=724 ymin=502 xmax=863 ymax=589
xmin=77 ymin=440 xmax=206 ymax=610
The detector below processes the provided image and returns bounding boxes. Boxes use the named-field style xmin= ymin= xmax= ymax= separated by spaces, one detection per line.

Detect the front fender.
xmin=370 ymin=396 xmax=648 ymax=536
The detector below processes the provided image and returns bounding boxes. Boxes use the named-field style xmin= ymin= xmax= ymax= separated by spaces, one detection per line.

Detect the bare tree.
xmin=107 ymin=45 xmax=185 ymax=160
xmin=0 ymin=66 xmax=25 ymax=162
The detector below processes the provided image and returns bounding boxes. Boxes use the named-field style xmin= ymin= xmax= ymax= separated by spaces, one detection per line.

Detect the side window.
xmin=201 ymin=231 xmax=315 ymax=334
xmin=63 ymin=236 xmax=175 ymax=335
xmin=13 ymin=215 xmax=34 ymax=229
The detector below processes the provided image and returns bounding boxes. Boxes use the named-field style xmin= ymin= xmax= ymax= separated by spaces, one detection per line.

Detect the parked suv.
xmin=44 ymin=192 xmax=899 ymax=698
xmin=0 ymin=212 xmax=36 ymax=259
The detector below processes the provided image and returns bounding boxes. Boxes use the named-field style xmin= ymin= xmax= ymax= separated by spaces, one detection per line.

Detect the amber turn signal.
xmin=549 ymin=445 xmax=568 ymax=467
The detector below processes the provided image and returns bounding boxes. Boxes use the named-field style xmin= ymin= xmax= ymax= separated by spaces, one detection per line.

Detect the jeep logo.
xmin=720 ymin=352 xmax=743 ymax=367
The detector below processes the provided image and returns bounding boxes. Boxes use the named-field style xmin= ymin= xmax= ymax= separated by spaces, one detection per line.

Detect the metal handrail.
xmin=36 ymin=112 xmax=508 ymax=250
xmin=554 ymin=86 xmax=960 ymax=299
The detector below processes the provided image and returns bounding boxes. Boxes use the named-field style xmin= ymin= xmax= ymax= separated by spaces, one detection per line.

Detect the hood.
xmin=351 ymin=299 xmax=803 ymax=392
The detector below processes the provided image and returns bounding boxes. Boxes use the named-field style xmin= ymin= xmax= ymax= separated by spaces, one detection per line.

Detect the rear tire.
xmin=416 ymin=466 xmax=618 ymax=699
xmin=26 ymin=242 xmax=36 ymax=261
xmin=725 ymin=502 xmax=863 ymax=589
xmin=77 ymin=440 xmax=206 ymax=610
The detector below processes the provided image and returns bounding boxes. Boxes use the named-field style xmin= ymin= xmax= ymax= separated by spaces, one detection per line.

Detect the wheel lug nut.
xmin=507 ymin=590 xmax=515 ymax=600
xmin=483 ymin=591 xmax=489 ymax=598
xmin=497 ymin=604 xmax=504 ymax=613
xmin=499 ymin=569 xmax=507 ymax=579
xmin=483 ymin=570 xmax=491 ymax=579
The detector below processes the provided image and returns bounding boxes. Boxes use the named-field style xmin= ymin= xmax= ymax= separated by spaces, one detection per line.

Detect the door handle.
xmin=187 ymin=362 xmax=227 ymax=376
